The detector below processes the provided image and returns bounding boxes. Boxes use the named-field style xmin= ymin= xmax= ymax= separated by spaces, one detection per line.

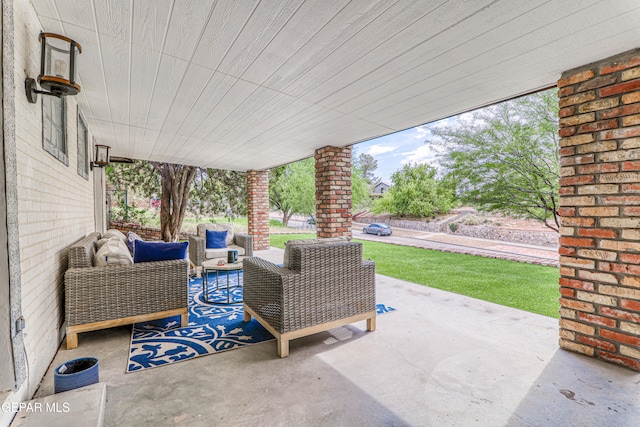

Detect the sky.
xmin=353 ymin=118 xmax=454 ymax=184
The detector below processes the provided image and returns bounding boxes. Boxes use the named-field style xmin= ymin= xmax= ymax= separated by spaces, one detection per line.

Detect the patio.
xmin=3 ymin=1 xmax=640 ymax=424
xmin=31 ymin=249 xmax=639 ymax=426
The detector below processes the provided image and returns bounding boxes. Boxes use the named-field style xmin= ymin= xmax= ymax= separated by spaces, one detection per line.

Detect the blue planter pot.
xmin=54 ymin=357 xmax=99 ymax=393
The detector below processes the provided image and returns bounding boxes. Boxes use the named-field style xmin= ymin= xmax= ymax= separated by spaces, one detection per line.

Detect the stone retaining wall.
xmin=109 ymin=220 xmax=195 ymax=241
xmin=357 ymin=215 xmax=558 ymax=247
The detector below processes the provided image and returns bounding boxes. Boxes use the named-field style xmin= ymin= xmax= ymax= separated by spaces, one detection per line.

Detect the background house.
xmin=373 ymin=182 xmax=390 ymax=195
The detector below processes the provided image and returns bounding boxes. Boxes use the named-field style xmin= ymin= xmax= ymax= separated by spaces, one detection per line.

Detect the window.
xmin=42 ymin=95 xmax=68 ymax=165
xmin=77 ymin=112 xmax=89 ymax=179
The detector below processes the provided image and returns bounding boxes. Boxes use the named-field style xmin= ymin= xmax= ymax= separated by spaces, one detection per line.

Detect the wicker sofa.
xmin=243 ymin=239 xmax=376 ymax=357
xmin=188 ymin=223 xmax=253 ymax=267
xmin=64 ymin=232 xmax=189 ymax=349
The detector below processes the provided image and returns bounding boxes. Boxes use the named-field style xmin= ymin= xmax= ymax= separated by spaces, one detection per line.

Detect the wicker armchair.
xmin=64 ymin=232 xmax=189 ymax=349
xmin=243 ymin=241 xmax=376 ymax=357
xmin=188 ymin=223 xmax=253 ymax=267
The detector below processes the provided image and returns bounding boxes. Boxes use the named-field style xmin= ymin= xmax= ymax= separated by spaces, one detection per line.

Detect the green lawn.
xmin=270 ymin=233 xmax=560 ymax=318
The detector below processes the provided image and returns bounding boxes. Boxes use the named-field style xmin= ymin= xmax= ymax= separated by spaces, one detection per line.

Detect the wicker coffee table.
xmin=201 ymin=258 xmax=244 ymax=304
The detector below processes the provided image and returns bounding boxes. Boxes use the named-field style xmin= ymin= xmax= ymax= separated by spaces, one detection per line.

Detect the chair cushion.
xmin=282 ymin=236 xmax=350 ymax=268
xmin=94 ymin=238 xmax=133 ymax=266
xmin=206 ymin=230 xmax=228 ymax=249
xmin=197 ymin=223 xmax=234 ymax=246
xmin=133 ymin=240 xmax=188 ymax=263
xmin=205 ymin=245 xmax=245 ymax=259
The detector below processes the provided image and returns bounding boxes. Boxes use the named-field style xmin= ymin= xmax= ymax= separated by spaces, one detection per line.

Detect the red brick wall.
xmin=315 ymin=146 xmax=352 ymax=238
xmin=109 ymin=220 xmax=194 ymax=241
xmin=247 ymin=170 xmax=270 ymax=250
xmin=558 ymin=49 xmax=640 ymax=371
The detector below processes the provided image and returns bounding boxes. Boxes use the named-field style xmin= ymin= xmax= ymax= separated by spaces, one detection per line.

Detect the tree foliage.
xmin=353 ymin=152 xmax=381 ymax=185
xmin=351 ymin=164 xmax=372 ymax=210
xmin=107 ymin=161 xmax=246 ymax=241
xmin=432 ymin=89 xmax=560 ymax=231
xmin=372 ymin=163 xmax=456 ymax=217
xmin=189 ymin=168 xmax=246 ymax=220
xmin=269 ymin=158 xmax=316 ymax=226
xmin=269 ymin=154 xmax=372 ymax=223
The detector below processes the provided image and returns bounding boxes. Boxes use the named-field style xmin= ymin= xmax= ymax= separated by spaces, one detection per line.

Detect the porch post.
xmin=315 ymin=146 xmax=352 ymax=238
xmin=247 ymin=170 xmax=270 ymax=250
xmin=558 ymin=48 xmax=640 ymax=371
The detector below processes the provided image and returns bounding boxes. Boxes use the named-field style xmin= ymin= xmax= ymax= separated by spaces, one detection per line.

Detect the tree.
xmin=269 ymin=158 xmax=315 ymax=226
xmin=432 ymin=89 xmax=560 ymax=231
xmin=353 ymin=152 xmax=380 ymax=185
xmin=107 ymin=161 xmax=246 ymax=241
xmin=189 ymin=168 xmax=246 ymax=220
xmin=150 ymin=163 xmax=197 ymax=241
xmin=372 ymin=163 xmax=456 ymax=217
xmin=351 ymin=164 xmax=372 ymax=211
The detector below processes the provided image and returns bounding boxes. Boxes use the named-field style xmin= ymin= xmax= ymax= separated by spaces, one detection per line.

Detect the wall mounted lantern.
xmin=91 ymin=145 xmax=110 ymax=169
xmin=25 ymin=32 xmax=82 ymax=103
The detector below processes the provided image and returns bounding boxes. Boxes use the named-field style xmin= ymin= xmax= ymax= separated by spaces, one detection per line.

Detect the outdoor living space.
xmin=31 ymin=248 xmax=638 ymax=426
xmin=5 ymin=1 xmax=640 ymax=426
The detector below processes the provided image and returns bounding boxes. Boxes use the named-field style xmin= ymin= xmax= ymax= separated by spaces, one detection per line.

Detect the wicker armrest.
xmin=189 ymin=235 xmax=205 ymax=266
xmin=234 ymin=233 xmax=253 ymax=257
xmin=65 ymin=259 xmax=189 ymax=326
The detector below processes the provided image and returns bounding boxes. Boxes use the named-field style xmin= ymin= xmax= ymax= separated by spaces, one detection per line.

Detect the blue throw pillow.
xmin=133 ymin=240 xmax=188 ymax=263
xmin=206 ymin=230 xmax=228 ymax=249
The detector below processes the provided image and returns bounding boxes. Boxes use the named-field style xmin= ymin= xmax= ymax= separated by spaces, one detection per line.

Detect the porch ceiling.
xmin=31 ymin=0 xmax=640 ymax=171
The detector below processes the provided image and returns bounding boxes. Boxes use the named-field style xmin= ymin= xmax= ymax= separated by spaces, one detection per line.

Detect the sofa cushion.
xmin=206 ymin=230 xmax=228 ymax=249
xmin=197 ymin=223 xmax=234 ymax=246
xmin=204 ymin=245 xmax=245 ymax=260
xmin=96 ymin=236 xmax=120 ymax=250
xmin=282 ymin=236 xmax=350 ymax=268
xmin=134 ymin=240 xmax=188 ymax=263
xmin=102 ymin=229 xmax=126 ymax=241
xmin=126 ymin=231 xmax=143 ymax=255
xmin=94 ymin=238 xmax=134 ymax=266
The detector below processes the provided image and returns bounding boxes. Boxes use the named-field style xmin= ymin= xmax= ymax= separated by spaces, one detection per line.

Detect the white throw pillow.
xmin=96 ymin=236 xmax=121 ymax=250
xmin=102 ymin=229 xmax=126 ymax=241
xmin=94 ymin=238 xmax=133 ymax=266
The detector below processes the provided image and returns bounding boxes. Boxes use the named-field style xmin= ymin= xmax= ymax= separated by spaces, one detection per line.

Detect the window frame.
xmin=42 ymin=95 xmax=68 ymax=165
xmin=77 ymin=110 xmax=89 ymax=180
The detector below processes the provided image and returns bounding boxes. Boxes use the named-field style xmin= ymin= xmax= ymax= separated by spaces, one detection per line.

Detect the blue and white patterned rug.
xmin=128 ymin=271 xmax=395 ymax=372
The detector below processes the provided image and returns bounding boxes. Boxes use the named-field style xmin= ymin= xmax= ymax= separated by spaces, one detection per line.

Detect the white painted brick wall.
xmin=14 ymin=0 xmax=98 ymax=394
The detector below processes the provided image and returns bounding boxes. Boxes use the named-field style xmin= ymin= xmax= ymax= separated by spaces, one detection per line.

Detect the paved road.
xmin=270 ymin=213 xmax=559 ymax=267
xmin=355 ymin=222 xmax=559 ymax=267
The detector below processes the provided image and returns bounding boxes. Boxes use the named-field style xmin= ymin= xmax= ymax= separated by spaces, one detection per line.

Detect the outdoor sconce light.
xmin=91 ymin=145 xmax=110 ymax=169
xmin=25 ymin=32 xmax=82 ymax=104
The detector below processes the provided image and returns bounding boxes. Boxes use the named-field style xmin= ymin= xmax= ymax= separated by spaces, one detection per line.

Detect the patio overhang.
xmin=29 ymin=0 xmax=640 ymax=170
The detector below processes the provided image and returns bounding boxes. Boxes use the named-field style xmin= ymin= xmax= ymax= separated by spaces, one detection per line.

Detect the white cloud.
xmin=400 ymin=145 xmax=439 ymax=165
xmin=413 ymin=125 xmax=430 ymax=139
xmin=366 ymin=144 xmax=397 ymax=156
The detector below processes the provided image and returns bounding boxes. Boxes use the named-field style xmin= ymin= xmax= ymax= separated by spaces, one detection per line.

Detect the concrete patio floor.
xmin=32 ymin=248 xmax=639 ymax=426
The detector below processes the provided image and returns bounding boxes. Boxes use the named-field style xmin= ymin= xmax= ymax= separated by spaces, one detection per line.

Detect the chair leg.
xmin=66 ymin=329 xmax=78 ymax=350
xmin=277 ymin=337 xmax=289 ymax=358
xmin=367 ymin=316 xmax=376 ymax=332
xmin=180 ymin=311 xmax=188 ymax=327
xmin=243 ymin=306 xmax=251 ymax=322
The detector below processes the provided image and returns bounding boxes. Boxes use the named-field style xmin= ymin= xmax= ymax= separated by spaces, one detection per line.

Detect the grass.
xmin=269 ymin=233 xmax=560 ymax=318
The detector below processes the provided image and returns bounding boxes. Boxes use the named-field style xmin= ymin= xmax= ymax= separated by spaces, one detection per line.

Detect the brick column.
xmin=246 ymin=170 xmax=270 ymax=250
xmin=315 ymin=146 xmax=352 ymax=238
xmin=558 ymin=49 xmax=640 ymax=371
